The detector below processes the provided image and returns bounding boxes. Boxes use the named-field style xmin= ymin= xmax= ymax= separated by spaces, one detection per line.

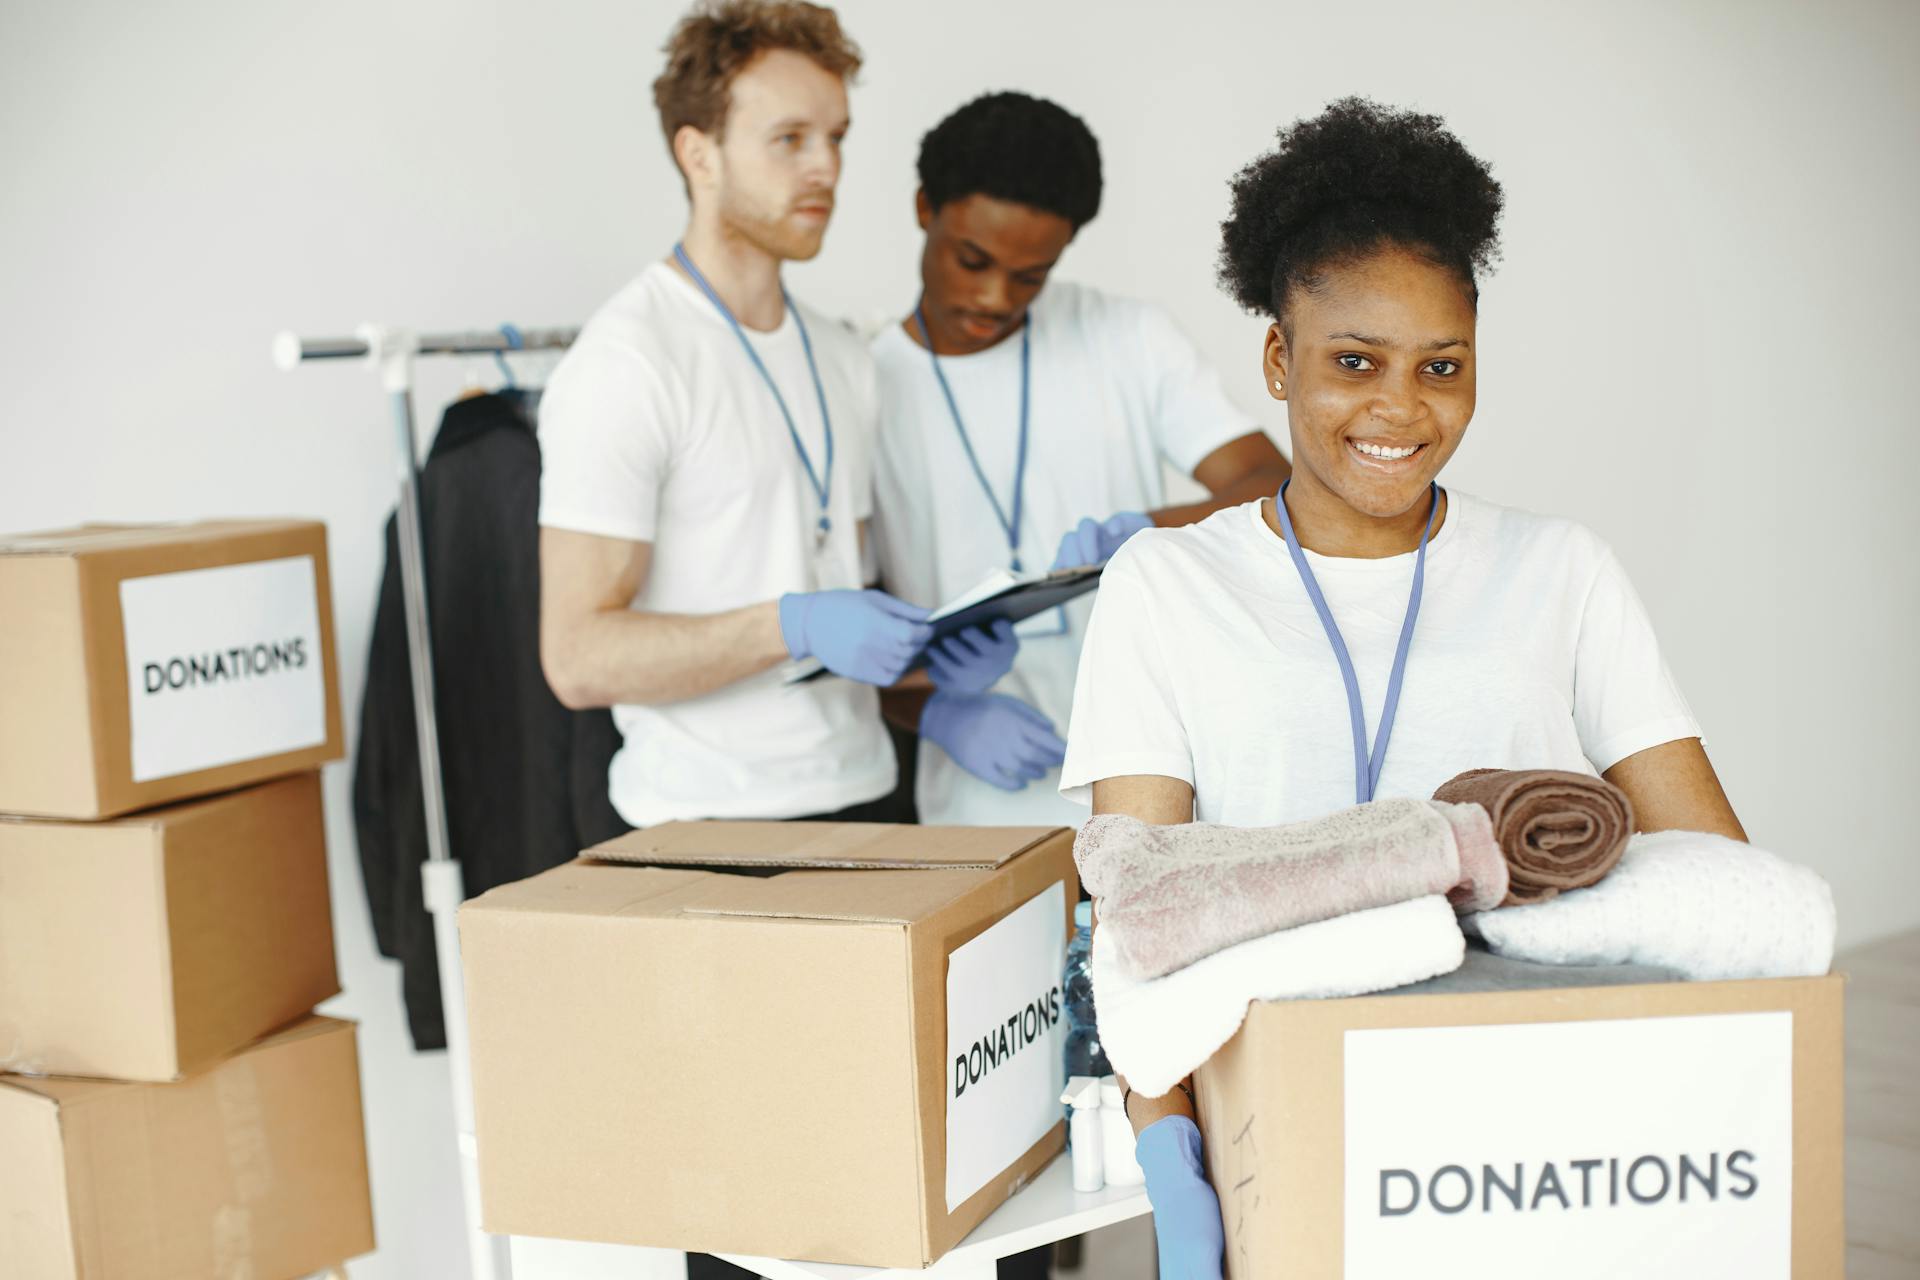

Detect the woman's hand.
xmin=1135 ymin=1114 xmax=1225 ymax=1280
xmin=1094 ymin=776 xmax=1218 ymax=1273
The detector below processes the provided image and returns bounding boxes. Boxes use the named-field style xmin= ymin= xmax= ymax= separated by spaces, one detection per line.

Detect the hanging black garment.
xmin=353 ymin=391 xmax=624 ymax=1050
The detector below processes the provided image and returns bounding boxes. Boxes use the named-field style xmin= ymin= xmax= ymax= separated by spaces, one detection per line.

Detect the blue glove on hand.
xmin=1136 ymin=1115 xmax=1225 ymax=1280
xmin=925 ymin=618 xmax=1019 ymax=695
xmin=919 ymin=692 xmax=1066 ymax=791
xmin=779 ymin=589 xmax=933 ymax=686
xmin=1051 ymin=511 xmax=1154 ymax=571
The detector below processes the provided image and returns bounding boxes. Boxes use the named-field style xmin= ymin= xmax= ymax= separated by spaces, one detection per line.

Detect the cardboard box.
xmin=0 ymin=519 xmax=344 ymax=819
xmin=0 ymin=1015 xmax=375 ymax=1280
xmin=0 ymin=772 xmax=340 ymax=1081
xmin=461 ymin=821 xmax=1080 ymax=1268
xmin=1195 ymin=975 xmax=1845 ymax=1279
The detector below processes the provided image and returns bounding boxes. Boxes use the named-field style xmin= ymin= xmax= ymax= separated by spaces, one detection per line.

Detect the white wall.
xmin=3 ymin=0 xmax=1915 ymax=1275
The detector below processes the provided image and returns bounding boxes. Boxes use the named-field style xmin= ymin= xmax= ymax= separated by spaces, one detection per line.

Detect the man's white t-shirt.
xmin=1059 ymin=491 xmax=1702 ymax=826
xmin=538 ymin=261 xmax=892 ymax=828
xmin=870 ymin=281 xmax=1259 ymax=827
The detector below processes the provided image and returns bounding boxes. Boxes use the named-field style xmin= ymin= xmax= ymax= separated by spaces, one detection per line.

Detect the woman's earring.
xmin=1273 ymin=379 xmax=1284 ymax=393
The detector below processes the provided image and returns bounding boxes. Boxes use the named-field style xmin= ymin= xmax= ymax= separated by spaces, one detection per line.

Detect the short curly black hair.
xmin=1219 ymin=97 xmax=1503 ymax=332
xmin=917 ymin=91 xmax=1103 ymax=229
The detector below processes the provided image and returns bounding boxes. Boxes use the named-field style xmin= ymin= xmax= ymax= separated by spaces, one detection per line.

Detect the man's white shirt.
xmin=539 ymin=261 xmax=892 ymax=827
xmin=870 ymin=281 xmax=1259 ymax=826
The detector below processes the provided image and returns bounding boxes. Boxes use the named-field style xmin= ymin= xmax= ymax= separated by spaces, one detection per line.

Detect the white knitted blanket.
xmin=1092 ymin=894 xmax=1465 ymax=1098
xmin=1467 ymin=829 xmax=1835 ymax=981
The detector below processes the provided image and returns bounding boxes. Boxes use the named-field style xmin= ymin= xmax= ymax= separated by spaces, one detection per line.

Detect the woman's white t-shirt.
xmin=869 ymin=281 xmax=1257 ymax=827
xmin=538 ymin=262 xmax=891 ymax=828
xmin=1058 ymin=491 xmax=1701 ymax=826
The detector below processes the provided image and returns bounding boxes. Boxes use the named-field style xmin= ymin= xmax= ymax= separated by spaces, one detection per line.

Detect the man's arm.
xmin=1151 ymin=430 xmax=1292 ymax=529
xmin=539 ymin=526 xmax=787 ymax=710
xmin=1602 ymin=737 xmax=1748 ymax=841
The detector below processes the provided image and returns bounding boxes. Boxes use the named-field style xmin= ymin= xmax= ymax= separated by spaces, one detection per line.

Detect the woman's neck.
xmin=1266 ymin=471 xmax=1447 ymax=558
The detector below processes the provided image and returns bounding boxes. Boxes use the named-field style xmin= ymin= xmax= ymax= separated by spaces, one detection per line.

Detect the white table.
xmin=510 ymin=1153 xmax=1150 ymax=1280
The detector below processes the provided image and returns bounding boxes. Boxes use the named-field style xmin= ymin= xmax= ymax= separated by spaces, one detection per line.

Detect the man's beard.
xmin=717 ymin=184 xmax=830 ymax=262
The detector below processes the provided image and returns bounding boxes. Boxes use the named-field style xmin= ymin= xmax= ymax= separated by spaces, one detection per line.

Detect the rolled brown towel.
xmin=1431 ymin=768 xmax=1635 ymax=906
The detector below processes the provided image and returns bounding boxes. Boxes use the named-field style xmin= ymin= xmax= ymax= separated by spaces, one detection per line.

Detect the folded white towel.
xmin=1467 ymin=829 xmax=1836 ymax=981
xmin=1093 ymin=894 xmax=1465 ymax=1098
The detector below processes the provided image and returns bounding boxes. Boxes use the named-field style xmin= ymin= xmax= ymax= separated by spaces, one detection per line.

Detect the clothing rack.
xmin=275 ymin=322 xmax=578 ymax=1280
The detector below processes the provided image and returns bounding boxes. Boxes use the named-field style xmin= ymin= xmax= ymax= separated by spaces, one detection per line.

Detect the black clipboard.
xmin=785 ymin=565 xmax=1103 ymax=683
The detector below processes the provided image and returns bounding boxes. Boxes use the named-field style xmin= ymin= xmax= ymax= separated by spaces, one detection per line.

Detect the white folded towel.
xmin=1467 ymin=829 xmax=1836 ymax=981
xmin=1093 ymin=894 xmax=1465 ymax=1098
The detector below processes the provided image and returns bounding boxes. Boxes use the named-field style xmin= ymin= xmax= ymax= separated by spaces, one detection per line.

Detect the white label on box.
xmin=1344 ymin=1011 xmax=1792 ymax=1279
xmin=945 ymin=879 xmax=1067 ymax=1212
xmin=120 ymin=556 xmax=327 ymax=782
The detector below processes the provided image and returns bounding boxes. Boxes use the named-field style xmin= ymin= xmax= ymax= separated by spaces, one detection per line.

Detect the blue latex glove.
xmin=1136 ymin=1115 xmax=1225 ymax=1280
xmin=925 ymin=618 xmax=1019 ymax=695
xmin=779 ymin=589 xmax=933 ymax=686
xmin=919 ymin=691 xmax=1066 ymax=791
xmin=1051 ymin=511 xmax=1154 ymax=571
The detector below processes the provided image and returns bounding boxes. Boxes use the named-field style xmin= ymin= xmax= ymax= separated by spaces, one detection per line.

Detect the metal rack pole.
xmin=277 ymin=322 xmax=574 ymax=1280
xmin=272 ymin=325 xmax=579 ymax=369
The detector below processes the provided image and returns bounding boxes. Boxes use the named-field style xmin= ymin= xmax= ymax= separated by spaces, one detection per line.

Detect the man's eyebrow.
xmin=1425 ymin=336 xmax=1471 ymax=351
xmin=765 ymin=113 xmax=848 ymax=135
xmin=958 ymin=239 xmax=996 ymax=262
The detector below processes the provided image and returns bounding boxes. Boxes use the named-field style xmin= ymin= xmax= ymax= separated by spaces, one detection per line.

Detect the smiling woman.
xmin=1057 ymin=97 xmax=1750 ymax=1280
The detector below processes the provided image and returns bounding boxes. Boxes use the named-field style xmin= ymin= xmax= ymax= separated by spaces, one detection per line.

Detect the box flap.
xmin=679 ymin=867 xmax=992 ymax=925
xmin=0 ymin=1080 xmax=77 ymax=1280
xmin=0 ymin=1075 xmax=71 ymax=1106
xmin=0 ymin=783 xmax=262 ymax=831
xmin=0 ymin=520 xmax=320 ymax=558
xmin=461 ymin=861 xmax=715 ymax=921
xmin=0 ymin=1072 xmax=141 ymax=1107
xmin=589 ymin=821 xmax=1063 ymax=871
xmin=0 ymin=818 xmax=178 ymax=1081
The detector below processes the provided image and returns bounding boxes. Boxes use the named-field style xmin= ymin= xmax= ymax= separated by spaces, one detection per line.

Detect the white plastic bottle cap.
xmin=1061 ymin=1075 xmax=1103 ymax=1109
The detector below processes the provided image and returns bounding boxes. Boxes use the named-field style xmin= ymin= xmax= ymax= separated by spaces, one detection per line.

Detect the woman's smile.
xmin=1346 ymin=437 xmax=1427 ymax=467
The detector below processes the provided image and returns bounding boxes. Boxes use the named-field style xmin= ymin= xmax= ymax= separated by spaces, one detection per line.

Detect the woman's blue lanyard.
xmin=1272 ymin=481 xmax=1440 ymax=804
xmin=674 ymin=243 xmax=834 ymax=545
xmin=912 ymin=305 xmax=1031 ymax=572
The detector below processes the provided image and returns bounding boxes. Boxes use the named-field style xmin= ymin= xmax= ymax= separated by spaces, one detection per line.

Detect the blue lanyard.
xmin=674 ymin=244 xmax=834 ymax=543
xmin=1272 ymin=481 xmax=1440 ymax=804
xmin=913 ymin=306 xmax=1032 ymax=572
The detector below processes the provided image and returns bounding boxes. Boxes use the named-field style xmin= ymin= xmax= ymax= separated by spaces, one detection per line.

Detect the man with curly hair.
xmin=537 ymin=2 xmax=959 ymax=843
xmin=871 ymin=91 xmax=1293 ymax=830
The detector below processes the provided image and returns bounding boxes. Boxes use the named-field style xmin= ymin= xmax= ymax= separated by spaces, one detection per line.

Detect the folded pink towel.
xmin=1075 ymin=798 xmax=1507 ymax=981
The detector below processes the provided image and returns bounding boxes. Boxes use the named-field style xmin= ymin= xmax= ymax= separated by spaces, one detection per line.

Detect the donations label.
xmin=1343 ymin=1011 xmax=1793 ymax=1278
xmin=120 ymin=555 xmax=328 ymax=782
xmin=945 ymin=879 xmax=1067 ymax=1212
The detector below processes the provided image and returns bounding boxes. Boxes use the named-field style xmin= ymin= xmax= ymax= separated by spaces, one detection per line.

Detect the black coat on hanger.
xmin=353 ymin=390 xmax=625 ymax=1051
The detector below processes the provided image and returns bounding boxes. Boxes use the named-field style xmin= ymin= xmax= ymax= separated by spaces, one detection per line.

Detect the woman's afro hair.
xmin=1218 ymin=97 xmax=1503 ymax=326
xmin=918 ymin=91 xmax=1103 ymax=229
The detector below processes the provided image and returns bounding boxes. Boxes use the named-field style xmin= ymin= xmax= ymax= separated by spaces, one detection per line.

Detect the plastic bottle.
xmin=1061 ymin=1075 xmax=1105 ymax=1192
xmin=1099 ymin=1076 xmax=1144 ymax=1187
xmin=1063 ymin=900 xmax=1112 ymax=1086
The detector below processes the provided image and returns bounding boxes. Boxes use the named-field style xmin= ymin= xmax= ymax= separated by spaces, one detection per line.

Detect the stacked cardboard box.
xmin=0 ymin=521 xmax=376 ymax=1279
